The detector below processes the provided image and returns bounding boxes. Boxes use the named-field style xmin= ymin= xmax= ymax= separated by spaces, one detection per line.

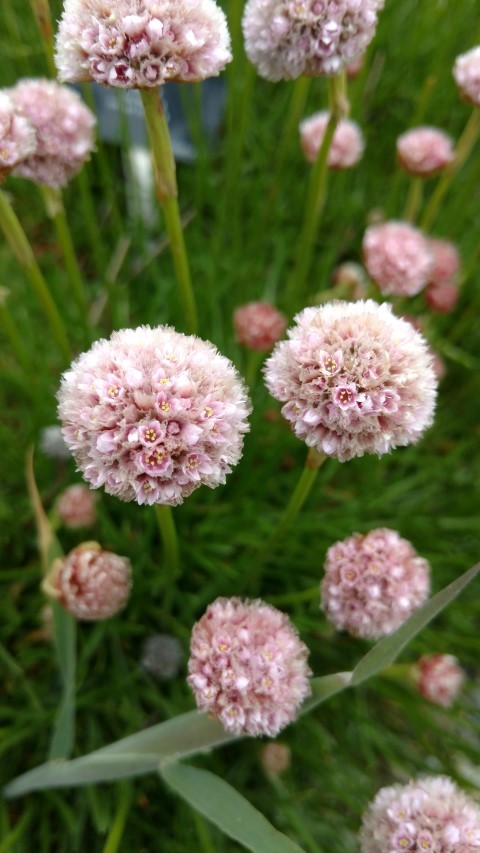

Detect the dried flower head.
xmin=300 ymin=111 xmax=364 ymax=168
xmin=360 ymin=776 xmax=480 ymax=852
xmin=188 ymin=597 xmax=311 ymax=736
xmin=55 ymin=0 xmax=232 ymax=88
xmin=425 ymin=281 xmax=459 ymax=314
xmin=415 ymin=654 xmax=465 ymax=708
xmin=428 ymin=238 xmax=460 ymax=286
xmin=321 ymin=528 xmax=430 ymax=639
xmin=260 ymin=742 xmax=291 ymax=777
xmin=57 ymin=326 xmax=251 ymax=507
xmin=234 ymin=302 xmax=287 ymax=352
xmin=141 ymin=633 xmax=183 ymax=680
xmin=242 ymin=0 xmax=384 ymax=81
xmin=264 ymin=301 xmax=437 ymax=462
xmin=453 ymin=46 xmax=480 ymax=106
xmin=44 ymin=542 xmax=132 ymax=621
xmin=0 ymin=91 xmax=37 ymax=177
xmin=39 ymin=425 xmax=72 ymax=461
xmin=9 ymin=79 xmax=95 ymax=188
xmin=56 ymin=484 xmax=97 ymax=528
xmin=363 ymin=221 xmax=433 ymax=297
xmin=396 ymin=127 xmax=454 ymax=177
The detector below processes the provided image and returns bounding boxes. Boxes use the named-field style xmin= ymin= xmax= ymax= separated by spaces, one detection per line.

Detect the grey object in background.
xmin=141 ymin=634 xmax=184 ymax=681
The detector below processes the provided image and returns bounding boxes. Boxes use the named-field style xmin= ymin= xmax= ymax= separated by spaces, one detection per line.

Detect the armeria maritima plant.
xmin=300 ymin=111 xmax=364 ymax=168
xmin=453 ymin=45 xmax=480 ymax=106
xmin=396 ymin=126 xmax=455 ymax=177
xmin=233 ymin=302 xmax=287 ymax=352
xmin=0 ymin=91 xmax=36 ymax=178
xmin=363 ymin=221 xmax=433 ymax=297
xmin=56 ymin=484 xmax=97 ymax=529
xmin=415 ymin=654 xmax=465 ymax=708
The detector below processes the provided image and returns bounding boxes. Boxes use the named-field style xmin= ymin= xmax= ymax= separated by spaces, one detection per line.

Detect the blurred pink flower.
xmin=242 ymin=0 xmax=384 ymax=81
xmin=425 ymin=281 xmax=459 ymax=314
xmin=58 ymin=326 xmax=251 ymax=507
xmin=397 ymin=126 xmax=454 ymax=177
xmin=363 ymin=221 xmax=433 ymax=297
xmin=264 ymin=301 xmax=437 ymax=461
xmin=188 ymin=597 xmax=311 ymax=736
xmin=428 ymin=238 xmax=460 ymax=286
xmin=360 ymin=776 xmax=480 ymax=852
xmin=10 ymin=79 xmax=95 ymax=188
xmin=453 ymin=46 xmax=480 ymax=106
xmin=234 ymin=301 xmax=287 ymax=351
xmin=415 ymin=654 xmax=465 ymax=708
xmin=56 ymin=484 xmax=97 ymax=528
xmin=44 ymin=542 xmax=132 ymax=621
xmin=55 ymin=0 xmax=232 ymax=88
xmin=321 ymin=528 xmax=430 ymax=639
xmin=300 ymin=111 xmax=364 ymax=168
xmin=0 ymin=91 xmax=36 ymax=176
xmin=260 ymin=742 xmax=291 ymax=777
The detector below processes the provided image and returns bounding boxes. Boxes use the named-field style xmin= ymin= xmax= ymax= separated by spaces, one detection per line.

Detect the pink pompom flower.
xmin=321 ymin=528 xmax=430 ymax=640
xmin=55 ymin=0 xmax=232 ymax=89
xmin=57 ymin=326 xmax=251 ymax=507
xmin=396 ymin=126 xmax=454 ymax=177
xmin=9 ymin=79 xmax=95 ymax=188
xmin=299 ymin=111 xmax=364 ymax=169
xmin=415 ymin=654 xmax=465 ymax=708
xmin=428 ymin=238 xmax=460 ymax=286
xmin=363 ymin=221 xmax=433 ymax=297
xmin=234 ymin=302 xmax=287 ymax=352
xmin=56 ymin=484 xmax=97 ymax=529
xmin=264 ymin=301 xmax=437 ymax=462
xmin=425 ymin=281 xmax=459 ymax=314
xmin=360 ymin=776 xmax=480 ymax=852
xmin=43 ymin=542 xmax=132 ymax=621
xmin=0 ymin=91 xmax=37 ymax=177
xmin=188 ymin=597 xmax=311 ymax=736
xmin=453 ymin=46 xmax=480 ymax=106
xmin=242 ymin=0 xmax=384 ymax=82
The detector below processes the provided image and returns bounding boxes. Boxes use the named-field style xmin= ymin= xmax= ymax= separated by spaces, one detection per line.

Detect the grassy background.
xmin=1 ymin=0 xmax=480 ymax=849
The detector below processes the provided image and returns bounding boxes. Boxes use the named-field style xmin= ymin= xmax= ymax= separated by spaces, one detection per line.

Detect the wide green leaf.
xmin=160 ymin=763 xmax=306 ymax=853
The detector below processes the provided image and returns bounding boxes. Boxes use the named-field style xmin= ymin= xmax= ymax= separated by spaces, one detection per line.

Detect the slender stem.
xmin=41 ymin=185 xmax=91 ymax=344
xmin=0 ymin=188 xmax=71 ymax=363
xmin=102 ymin=783 xmax=133 ymax=853
xmin=28 ymin=0 xmax=56 ymax=77
xmin=76 ymin=168 xmax=107 ymax=273
xmin=276 ymin=76 xmax=312 ymax=174
xmin=154 ymin=504 xmax=180 ymax=609
xmin=420 ymin=108 xmax=480 ymax=231
xmin=140 ymin=89 xmax=198 ymax=335
xmin=245 ymin=349 xmax=264 ymax=388
xmin=266 ymin=448 xmax=325 ymax=550
xmin=0 ymin=291 xmax=32 ymax=373
xmin=285 ymin=74 xmax=348 ymax=312
xmin=403 ymin=176 xmax=423 ymax=223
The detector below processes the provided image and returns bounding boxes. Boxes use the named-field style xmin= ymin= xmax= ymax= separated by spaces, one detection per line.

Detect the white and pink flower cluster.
xmin=264 ymin=301 xmax=437 ymax=462
xmin=0 ymin=91 xmax=36 ymax=177
xmin=233 ymin=301 xmax=287 ymax=352
xmin=57 ymin=326 xmax=251 ymax=507
xmin=299 ymin=111 xmax=364 ymax=169
xmin=321 ymin=528 xmax=430 ymax=639
xmin=415 ymin=654 xmax=465 ymax=708
xmin=453 ymin=46 xmax=480 ymax=106
xmin=360 ymin=776 xmax=480 ymax=852
xmin=396 ymin=127 xmax=454 ymax=177
xmin=363 ymin=221 xmax=433 ymax=297
xmin=188 ymin=597 xmax=311 ymax=736
xmin=242 ymin=0 xmax=384 ymax=81
xmin=55 ymin=0 xmax=232 ymax=88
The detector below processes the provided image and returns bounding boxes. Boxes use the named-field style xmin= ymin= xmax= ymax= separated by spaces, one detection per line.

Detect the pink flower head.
xmin=188 ymin=597 xmax=311 ymax=736
xmin=453 ymin=46 xmax=480 ymax=106
xmin=299 ymin=111 xmax=364 ymax=169
xmin=264 ymin=301 xmax=437 ymax=462
xmin=57 ymin=326 xmax=251 ymax=507
xmin=396 ymin=126 xmax=454 ymax=177
xmin=56 ymin=484 xmax=97 ymax=528
xmin=360 ymin=776 xmax=480 ymax=852
xmin=321 ymin=528 xmax=430 ymax=639
xmin=233 ymin=301 xmax=287 ymax=352
xmin=9 ymin=79 xmax=95 ymax=188
xmin=428 ymin=238 xmax=460 ymax=287
xmin=415 ymin=654 xmax=465 ymax=708
xmin=363 ymin=221 xmax=433 ymax=297
xmin=0 ymin=91 xmax=36 ymax=177
xmin=55 ymin=0 xmax=232 ymax=88
xmin=260 ymin=742 xmax=291 ymax=777
xmin=242 ymin=0 xmax=384 ymax=82
xmin=425 ymin=281 xmax=459 ymax=314
xmin=43 ymin=542 xmax=132 ymax=621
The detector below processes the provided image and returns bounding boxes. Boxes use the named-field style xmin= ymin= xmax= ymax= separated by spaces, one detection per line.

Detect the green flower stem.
xmin=0 ymin=289 xmax=32 ymax=374
xmin=41 ymin=185 xmax=91 ymax=345
xmin=0 ymin=188 xmax=71 ymax=363
xmin=244 ymin=349 xmax=265 ymax=388
xmin=154 ymin=504 xmax=181 ymax=609
xmin=403 ymin=176 xmax=423 ymax=223
xmin=420 ymin=107 xmax=480 ymax=231
xmin=102 ymin=783 xmax=133 ymax=853
xmin=28 ymin=0 xmax=56 ymax=77
xmin=285 ymin=73 xmax=348 ymax=313
xmin=276 ymin=76 xmax=312 ymax=174
xmin=140 ymin=89 xmax=198 ymax=335
xmin=266 ymin=447 xmax=325 ymax=550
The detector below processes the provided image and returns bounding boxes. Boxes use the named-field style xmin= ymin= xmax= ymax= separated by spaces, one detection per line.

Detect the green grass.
xmin=1 ymin=0 xmax=480 ymax=849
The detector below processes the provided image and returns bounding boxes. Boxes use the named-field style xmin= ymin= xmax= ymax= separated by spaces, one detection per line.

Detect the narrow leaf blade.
xmin=300 ymin=672 xmax=352 ymax=714
xmin=160 ymin=763 xmax=306 ymax=853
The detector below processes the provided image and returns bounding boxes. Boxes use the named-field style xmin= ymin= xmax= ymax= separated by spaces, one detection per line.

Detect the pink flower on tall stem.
xmin=0 ymin=91 xmax=36 ymax=177
xmin=234 ymin=302 xmax=287 ymax=352
xmin=415 ymin=654 xmax=465 ymax=708
xmin=55 ymin=0 xmax=232 ymax=88
xmin=360 ymin=776 xmax=480 ymax=852
xmin=396 ymin=127 xmax=454 ymax=177
xmin=453 ymin=46 xmax=480 ymax=106
xmin=57 ymin=326 xmax=251 ymax=507
xmin=188 ymin=597 xmax=311 ymax=736
xmin=264 ymin=301 xmax=437 ymax=462
xmin=300 ymin=111 xmax=364 ymax=168
xmin=363 ymin=221 xmax=433 ymax=297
